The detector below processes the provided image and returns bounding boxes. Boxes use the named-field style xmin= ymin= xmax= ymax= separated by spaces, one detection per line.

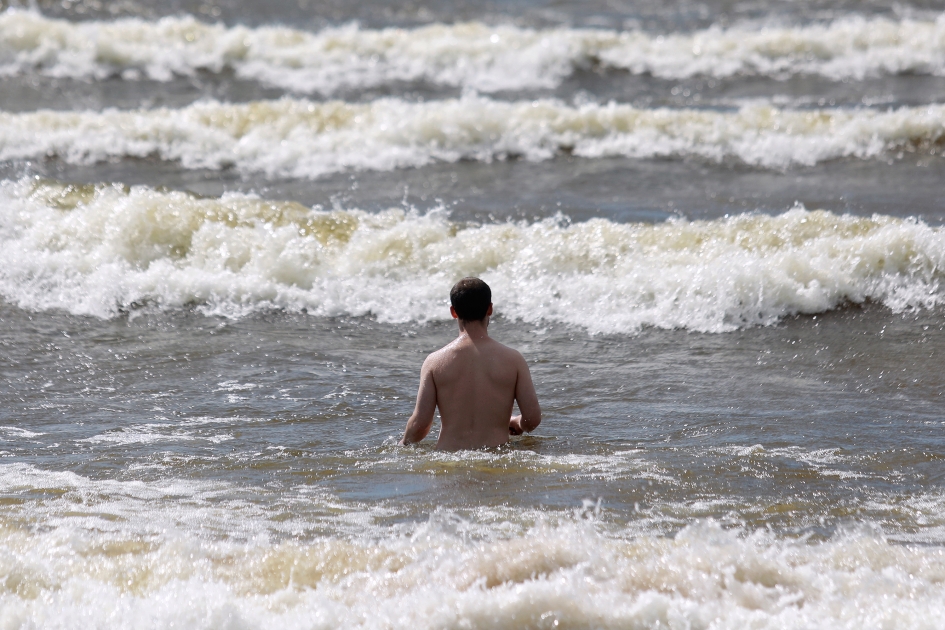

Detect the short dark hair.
xmin=450 ymin=277 xmax=492 ymax=321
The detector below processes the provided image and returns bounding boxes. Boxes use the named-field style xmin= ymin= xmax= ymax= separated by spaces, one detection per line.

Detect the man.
xmin=399 ymin=277 xmax=541 ymax=451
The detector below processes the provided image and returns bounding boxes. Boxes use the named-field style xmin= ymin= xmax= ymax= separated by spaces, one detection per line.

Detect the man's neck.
xmin=457 ymin=318 xmax=489 ymax=340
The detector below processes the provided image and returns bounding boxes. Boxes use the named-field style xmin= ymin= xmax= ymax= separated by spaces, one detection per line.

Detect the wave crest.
xmin=2 ymin=178 xmax=944 ymax=332
xmin=2 ymin=11 xmax=945 ymax=91
xmin=2 ymin=97 xmax=944 ymax=175
xmin=1 ymin=463 xmax=944 ymax=630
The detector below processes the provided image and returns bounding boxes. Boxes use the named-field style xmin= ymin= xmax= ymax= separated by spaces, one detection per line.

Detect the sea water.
xmin=2 ymin=0 xmax=945 ymax=628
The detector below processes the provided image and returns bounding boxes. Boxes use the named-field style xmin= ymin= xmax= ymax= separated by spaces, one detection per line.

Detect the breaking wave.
xmin=2 ymin=462 xmax=945 ymax=630
xmin=2 ymin=10 xmax=945 ymax=92
xmin=2 ymin=177 xmax=944 ymax=332
xmin=1 ymin=97 xmax=944 ymax=175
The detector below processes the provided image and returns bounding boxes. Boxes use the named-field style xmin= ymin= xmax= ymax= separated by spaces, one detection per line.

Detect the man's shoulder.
xmin=483 ymin=338 xmax=528 ymax=368
xmin=422 ymin=341 xmax=462 ymax=368
xmin=424 ymin=336 xmax=523 ymax=366
xmin=488 ymin=338 xmax=522 ymax=355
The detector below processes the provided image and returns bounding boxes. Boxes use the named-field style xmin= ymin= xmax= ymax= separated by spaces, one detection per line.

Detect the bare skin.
xmin=399 ymin=304 xmax=541 ymax=451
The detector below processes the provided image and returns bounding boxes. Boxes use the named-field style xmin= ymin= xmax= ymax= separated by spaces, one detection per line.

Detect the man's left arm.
xmin=399 ymin=358 xmax=437 ymax=445
xmin=509 ymin=352 xmax=541 ymax=434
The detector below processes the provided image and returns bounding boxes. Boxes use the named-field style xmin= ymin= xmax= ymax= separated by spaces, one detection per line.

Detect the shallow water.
xmin=3 ymin=304 xmax=945 ymax=534
xmin=3 ymin=304 xmax=945 ymax=627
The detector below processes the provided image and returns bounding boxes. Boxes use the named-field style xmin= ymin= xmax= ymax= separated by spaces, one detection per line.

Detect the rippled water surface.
xmin=3 ymin=304 xmax=945 ymax=535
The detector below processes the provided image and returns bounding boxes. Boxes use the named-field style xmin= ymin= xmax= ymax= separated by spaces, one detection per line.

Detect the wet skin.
xmin=400 ymin=304 xmax=542 ymax=451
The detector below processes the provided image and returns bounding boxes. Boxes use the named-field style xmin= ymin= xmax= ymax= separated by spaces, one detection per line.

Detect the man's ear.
xmin=486 ymin=303 xmax=493 ymax=316
xmin=450 ymin=305 xmax=459 ymax=319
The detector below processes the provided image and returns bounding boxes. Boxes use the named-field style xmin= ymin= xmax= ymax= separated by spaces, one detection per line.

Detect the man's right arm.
xmin=509 ymin=352 xmax=541 ymax=434
xmin=399 ymin=357 xmax=437 ymax=445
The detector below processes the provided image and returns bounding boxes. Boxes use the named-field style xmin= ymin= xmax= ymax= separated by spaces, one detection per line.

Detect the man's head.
xmin=450 ymin=277 xmax=492 ymax=322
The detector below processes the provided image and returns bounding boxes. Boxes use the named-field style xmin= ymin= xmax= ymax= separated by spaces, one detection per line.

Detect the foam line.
xmin=1 ymin=97 xmax=943 ymax=175
xmin=2 ymin=178 xmax=944 ymax=331
xmin=1 ymin=464 xmax=945 ymax=630
xmin=2 ymin=10 xmax=945 ymax=92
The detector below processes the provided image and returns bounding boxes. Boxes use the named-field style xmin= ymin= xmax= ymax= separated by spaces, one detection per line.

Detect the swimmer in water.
xmin=399 ymin=277 xmax=542 ymax=451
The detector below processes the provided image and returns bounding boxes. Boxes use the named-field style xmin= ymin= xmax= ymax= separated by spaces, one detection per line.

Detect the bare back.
xmin=428 ymin=336 xmax=522 ymax=449
xmin=400 ymin=322 xmax=541 ymax=451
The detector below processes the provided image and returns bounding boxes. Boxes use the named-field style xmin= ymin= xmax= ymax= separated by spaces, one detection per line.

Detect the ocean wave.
xmin=2 ymin=10 xmax=945 ymax=92
xmin=2 ymin=178 xmax=944 ymax=332
xmin=1 ymin=462 xmax=944 ymax=630
xmin=1 ymin=97 xmax=944 ymax=175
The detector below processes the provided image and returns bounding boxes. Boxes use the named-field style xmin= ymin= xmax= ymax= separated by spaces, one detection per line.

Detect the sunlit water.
xmin=2 ymin=0 xmax=945 ymax=627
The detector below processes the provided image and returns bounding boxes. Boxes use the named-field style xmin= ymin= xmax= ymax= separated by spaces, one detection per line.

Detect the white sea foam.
xmin=2 ymin=178 xmax=945 ymax=332
xmin=0 ymin=178 xmax=945 ymax=332
xmin=2 ymin=463 xmax=945 ymax=630
xmin=0 ymin=425 xmax=43 ymax=438
xmin=2 ymin=10 xmax=945 ymax=92
xmin=1 ymin=97 xmax=944 ymax=175
xmin=78 ymin=426 xmax=236 ymax=445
